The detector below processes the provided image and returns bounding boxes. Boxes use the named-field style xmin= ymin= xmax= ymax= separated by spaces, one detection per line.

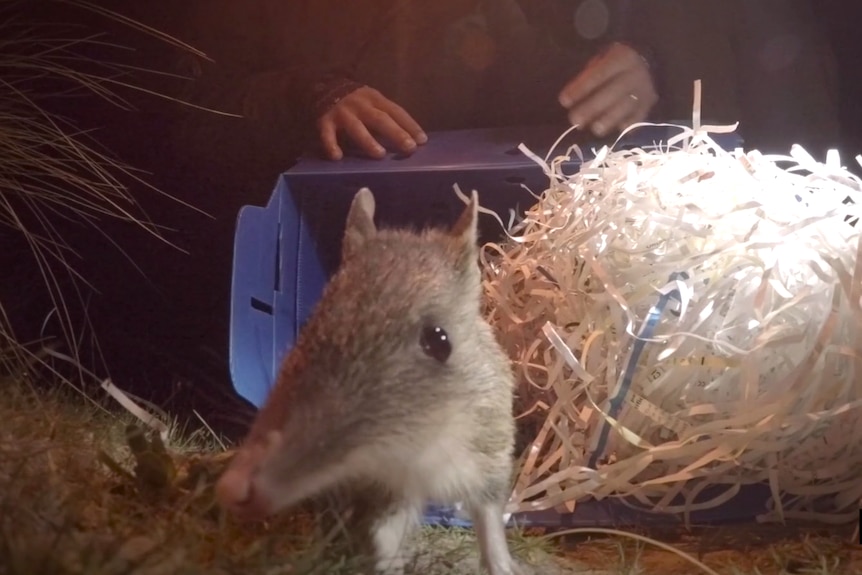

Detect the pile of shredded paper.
xmin=479 ymin=83 xmax=862 ymax=525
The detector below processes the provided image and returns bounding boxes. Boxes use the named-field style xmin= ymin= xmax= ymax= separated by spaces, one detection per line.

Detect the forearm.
xmin=607 ymin=0 xmax=663 ymax=119
xmin=174 ymin=1 xmax=357 ymax=126
xmin=172 ymin=0 xmax=296 ymax=122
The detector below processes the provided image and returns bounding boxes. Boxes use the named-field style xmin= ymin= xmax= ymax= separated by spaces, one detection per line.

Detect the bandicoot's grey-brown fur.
xmin=216 ymin=188 xmax=520 ymax=575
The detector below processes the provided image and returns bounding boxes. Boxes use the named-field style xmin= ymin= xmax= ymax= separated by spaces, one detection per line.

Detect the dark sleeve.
xmin=176 ymin=0 xmax=399 ymax=135
xmin=170 ymin=1 xmax=299 ymax=125
xmin=611 ymin=0 xmax=660 ymax=82
xmin=728 ymin=0 xmax=841 ymax=157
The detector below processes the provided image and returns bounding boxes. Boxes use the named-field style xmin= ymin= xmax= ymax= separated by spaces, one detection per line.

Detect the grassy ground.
xmin=1 ymin=372 xmax=861 ymax=575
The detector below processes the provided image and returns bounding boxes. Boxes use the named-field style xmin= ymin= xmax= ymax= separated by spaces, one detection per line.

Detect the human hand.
xmin=558 ymin=42 xmax=658 ymax=138
xmin=317 ymin=86 xmax=428 ymax=160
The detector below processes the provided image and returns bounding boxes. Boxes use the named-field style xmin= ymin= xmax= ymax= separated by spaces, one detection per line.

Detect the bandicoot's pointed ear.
xmin=343 ymin=188 xmax=377 ymax=259
xmin=450 ymin=190 xmax=479 ymax=271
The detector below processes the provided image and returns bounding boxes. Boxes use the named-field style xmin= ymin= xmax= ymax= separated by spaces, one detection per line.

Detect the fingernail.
xmin=415 ymin=131 xmax=428 ymax=144
xmin=592 ymin=122 xmax=607 ymax=136
xmin=402 ymin=138 xmax=417 ymax=150
xmin=559 ymin=94 xmax=571 ymax=108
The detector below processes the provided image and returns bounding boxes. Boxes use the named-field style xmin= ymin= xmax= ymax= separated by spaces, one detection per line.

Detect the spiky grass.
xmin=0 ymin=0 xmax=228 ymax=378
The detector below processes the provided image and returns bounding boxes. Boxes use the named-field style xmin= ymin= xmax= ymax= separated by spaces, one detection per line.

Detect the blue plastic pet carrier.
xmin=229 ymin=124 xmax=770 ymax=528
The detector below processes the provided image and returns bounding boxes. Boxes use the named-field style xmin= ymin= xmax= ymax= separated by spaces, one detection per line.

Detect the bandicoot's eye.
xmin=420 ymin=325 xmax=451 ymax=363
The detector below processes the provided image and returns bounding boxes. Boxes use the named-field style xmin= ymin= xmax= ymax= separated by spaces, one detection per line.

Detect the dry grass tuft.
xmin=0 ymin=0 xmax=227 ymax=376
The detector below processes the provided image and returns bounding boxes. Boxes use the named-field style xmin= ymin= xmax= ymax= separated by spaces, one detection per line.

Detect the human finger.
xmin=558 ymin=43 xmax=637 ymax=109
xmin=358 ymin=105 xmax=418 ymax=155
xmin=565 ymin=75 xmax=631 ymax=134
xmin=317 ymin=115 xmax=343 ymax=160
xmin=612 ymin=92 xmax=657 ymax=133
xmin=568 ymin=61 xmax=656 ymax=133
xmin=600 ymin=68 xmax=658 ymax=133
xmin=588 ymin=91 xmax=643 ymax=137
xmin=338 ymin=109 xmax=387 ymax=159
xmin=376 ymin=97 xmax=428 ymax=144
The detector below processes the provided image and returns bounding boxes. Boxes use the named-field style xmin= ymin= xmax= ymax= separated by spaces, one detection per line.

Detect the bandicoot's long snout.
xmin=215 ymin=437 xmax=277 ymax=521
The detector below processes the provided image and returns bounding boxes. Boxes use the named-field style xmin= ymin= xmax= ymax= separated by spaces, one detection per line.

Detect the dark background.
xmin=3 ymin=0 xmax=861 ymax=439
